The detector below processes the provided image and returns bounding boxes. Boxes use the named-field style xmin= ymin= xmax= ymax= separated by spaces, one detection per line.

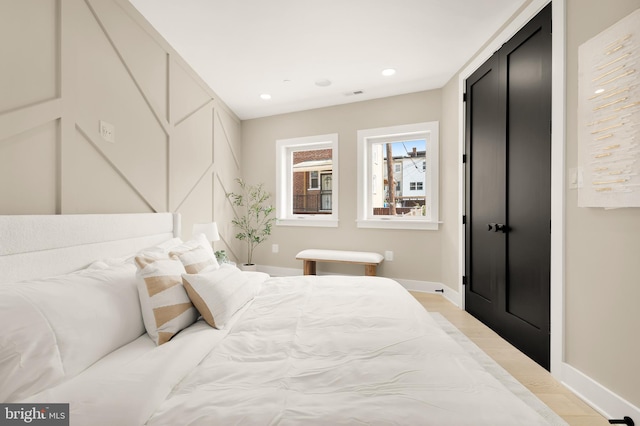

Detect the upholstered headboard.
xmin=0 ymin=213 xmax=180 ymax=284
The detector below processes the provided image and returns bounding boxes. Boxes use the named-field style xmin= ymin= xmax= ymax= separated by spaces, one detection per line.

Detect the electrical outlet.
xmin=384 ymin=250 xmax=394 ymax=261
xmin=272 ymin=244 xmax=279 ymax=253
xmin=99 ymin=120 xmax=115 ymax=143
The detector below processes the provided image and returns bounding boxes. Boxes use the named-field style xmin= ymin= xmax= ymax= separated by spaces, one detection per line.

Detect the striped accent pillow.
xmin=170 ymin=246 xmax=218 ymax=274
xmin=182 ymin=264 xmax=259 ymax=329
xmin=134 ymin=256 xmax=199 ymax=345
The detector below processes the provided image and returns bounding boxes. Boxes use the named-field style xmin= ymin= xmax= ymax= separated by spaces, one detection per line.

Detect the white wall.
xmin=438 ymin=0 xmax=640 ymax=415
xmin=563 ymin=0 xmax=640 ymax=412
xmin=242 ymin=91 xmax=451 ymax=289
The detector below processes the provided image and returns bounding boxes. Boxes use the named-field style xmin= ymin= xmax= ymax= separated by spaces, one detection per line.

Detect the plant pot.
xmin=240 ymin=263 xmax=257 ymax=272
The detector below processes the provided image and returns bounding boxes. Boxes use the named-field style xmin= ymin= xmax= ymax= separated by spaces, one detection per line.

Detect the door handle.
xmin=494 ymin=223 xmax=507 ymax=233
xmin=487 ymin=223 xmax=507 ymax=232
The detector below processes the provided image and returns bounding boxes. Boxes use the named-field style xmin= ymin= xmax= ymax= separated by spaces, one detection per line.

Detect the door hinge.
xmin=462 ymin=276 xmax=468 ymax=286
xmin=462 ymin=215 xmax=466 ymax=225
xmin=463 ymin=92 xmax=467 ymax=102
xmin=462 ymin=154 xmax=467 ymax=163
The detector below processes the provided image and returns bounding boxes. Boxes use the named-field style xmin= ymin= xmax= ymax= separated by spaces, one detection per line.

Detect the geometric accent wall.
xmin=0 ymin=0 xmax=243 ymax=260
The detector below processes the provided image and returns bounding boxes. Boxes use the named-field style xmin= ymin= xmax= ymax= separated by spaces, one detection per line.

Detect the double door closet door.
xmin=464 ymin=4 xmax=552 ymax=369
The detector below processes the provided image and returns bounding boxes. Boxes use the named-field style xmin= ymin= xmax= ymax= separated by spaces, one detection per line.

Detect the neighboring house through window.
xmin=357 ymin=122 xmax=439 ymax=230
xmin=276 ymin=133 xmax=339 ymax=227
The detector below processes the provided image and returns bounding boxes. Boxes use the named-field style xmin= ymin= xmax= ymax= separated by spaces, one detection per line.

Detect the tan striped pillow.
xmin=170 ymin=246 xmax=218 ymax=274
xmin=134 ymin=256 xmax=199 ymax=345
xmin=181 ymin=264 xmax=259 ymax=329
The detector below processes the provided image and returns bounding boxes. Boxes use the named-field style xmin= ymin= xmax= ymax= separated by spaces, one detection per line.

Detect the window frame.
xmin=356 ymin=122 xmax=439 ymax=230
xmin=308 ymin=171 xmax=320 ymax=190
xmin=276 ymin=133 xmax=339 ymax=227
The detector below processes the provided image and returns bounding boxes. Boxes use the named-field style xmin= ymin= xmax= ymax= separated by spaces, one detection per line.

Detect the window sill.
xmin=277 ymin=218 xmax=339 ymax=228
xmin=356 ymin=219 xmax=440 ymax=230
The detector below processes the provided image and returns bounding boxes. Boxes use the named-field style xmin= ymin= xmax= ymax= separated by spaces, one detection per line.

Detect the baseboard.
xmin=256 ymin=265 xmax=461 ymax=306
xmin=256 ymin=264 xmax=301 ymax=277
xmin=393 ymin=278 xmax=461 ymax=306
xmin=562 ymin=362 xmax=640 ymax=422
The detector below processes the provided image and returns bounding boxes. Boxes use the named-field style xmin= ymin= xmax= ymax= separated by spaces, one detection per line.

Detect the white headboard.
xmin=0 ymin=213 xmax=181 ymax=284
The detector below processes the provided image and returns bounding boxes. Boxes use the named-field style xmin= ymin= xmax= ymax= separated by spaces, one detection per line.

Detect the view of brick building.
xmin=292 ymin=148 xmax=333 ymax=214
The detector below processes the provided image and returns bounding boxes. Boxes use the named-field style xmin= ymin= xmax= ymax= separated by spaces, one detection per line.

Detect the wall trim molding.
xmin=562 ymin=363 xmax=640 ymax=422
xmin=175 ymin=98 xmax=213 ymax=127
xmin=84 ymin=0 xmax=169 ymax=136
xmin=0 ymin=98 xmax=62 ymax=142
xmin=75 ymin=123 xmax=157 ymax=212
xmin=173 ymin=161 xmax=215 ymax=212
xmin=215 ymin=109 xmax=240 ymax=170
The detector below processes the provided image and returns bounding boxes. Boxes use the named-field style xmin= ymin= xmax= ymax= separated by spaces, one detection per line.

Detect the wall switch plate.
xmin=272 ymin=244 xmax=279 ymax=253
xmin=99 ymin=120 xmax=115 ymax=143
xmin=384 ymin=250 xmax=394 ymax=261
xmin=569 ymin=167 xmax=583 ymax=189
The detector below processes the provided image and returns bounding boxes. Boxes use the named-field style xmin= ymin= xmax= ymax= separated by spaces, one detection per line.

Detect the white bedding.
xmin=24 ymin=275 xmax=552 ymax=425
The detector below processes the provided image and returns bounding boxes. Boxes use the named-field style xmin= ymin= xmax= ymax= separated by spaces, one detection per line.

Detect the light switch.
xmin=99 ymin=120 xmax=115 ymax=143
xmin=569 ymin=167 xmax=583 ymax=189
xmin=569 ymin=168 xmax=578 ymax=189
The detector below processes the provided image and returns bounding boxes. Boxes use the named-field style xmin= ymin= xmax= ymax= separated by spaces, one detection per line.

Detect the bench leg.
xmin=303 ymin=260 xmax=317 ymax=275
xmin=365 ymin=264 xmax=377 ymax=276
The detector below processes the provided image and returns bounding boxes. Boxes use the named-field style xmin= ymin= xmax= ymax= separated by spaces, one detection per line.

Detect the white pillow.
xmin=0 ymin=288 xmax=64 ymax=402
xmin=0 ymin=263 xmax=144 ymax=402
xmin=171 ymin=234 xmax=217 ymax=262
xmin=135 ymin=256 xmax=199 ymax=345
xmin=170 ymin=246 xmax=219 ymax=274
xmin=181 ymin=264 xmax=260 ymax=329
xmin=87 ymin=237 xmax=186 ymax=269
xmin=151 ymin=237 xmax=184 ymax=251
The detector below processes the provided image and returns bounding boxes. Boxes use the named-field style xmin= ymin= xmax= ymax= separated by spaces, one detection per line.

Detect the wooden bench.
xmin=296 ymin=249 xmax=384 ymax=276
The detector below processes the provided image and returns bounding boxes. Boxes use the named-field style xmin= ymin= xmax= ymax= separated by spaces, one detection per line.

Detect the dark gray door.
xmin=465 ymin=4 xmax=552 ymax=370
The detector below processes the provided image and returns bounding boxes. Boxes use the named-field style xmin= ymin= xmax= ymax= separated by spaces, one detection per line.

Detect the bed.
xmin=1 ymin=213 xmax=560 ymax=425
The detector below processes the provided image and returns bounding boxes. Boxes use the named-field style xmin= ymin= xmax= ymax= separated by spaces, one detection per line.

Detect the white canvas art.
xmin=578 ymin=8 xmax=640 ymax=208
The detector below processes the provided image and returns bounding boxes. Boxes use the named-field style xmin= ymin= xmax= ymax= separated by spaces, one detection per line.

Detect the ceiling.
xmin=128 ymin=0 xmax=527 ymax=120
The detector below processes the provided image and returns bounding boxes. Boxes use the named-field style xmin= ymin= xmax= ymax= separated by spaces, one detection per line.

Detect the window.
xmin=276 ymin=133 xmax=339 ymax=227
xmin=357 ymin=122 xmax=439 ymax=230
xmin=308 ymin=171 xmax=320 ymax=189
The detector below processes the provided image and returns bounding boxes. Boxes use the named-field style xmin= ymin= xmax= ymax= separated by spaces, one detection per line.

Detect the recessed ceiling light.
xmin=382 ymin=68 xmax=396 ymax=77
xmin=260 ymin=93 xmax=271 ymax=100
xmin=315 ymin=79 xmax=332 ymax=87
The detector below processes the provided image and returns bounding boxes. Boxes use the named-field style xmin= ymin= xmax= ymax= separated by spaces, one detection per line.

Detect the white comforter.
xmin=28 ymin=276 xmax=552 ymax=425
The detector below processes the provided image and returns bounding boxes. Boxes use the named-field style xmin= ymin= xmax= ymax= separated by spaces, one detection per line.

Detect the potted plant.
xmin=226 ymin=178 xmax=276 ymax=270
xmin=214 ymin=250 xmax=229 ymax=264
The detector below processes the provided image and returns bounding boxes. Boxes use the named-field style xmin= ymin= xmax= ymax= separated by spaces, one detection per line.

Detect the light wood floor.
xmin=410 ymin=292 xmax=610 ymax=426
